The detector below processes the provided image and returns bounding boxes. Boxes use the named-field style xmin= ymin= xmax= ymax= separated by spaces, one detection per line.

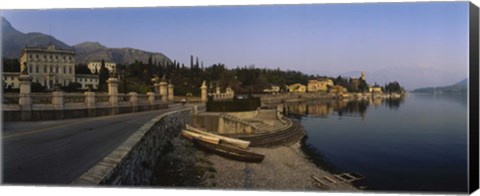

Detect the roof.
xmin=20 ymin=45 xmax=75 ymax=57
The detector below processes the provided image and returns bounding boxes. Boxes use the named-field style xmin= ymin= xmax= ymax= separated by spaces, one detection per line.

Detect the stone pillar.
xmin=147 ymin=92 xmax=156 ymax=110
xmin=107 ymin=77 xmax=120 ymax=114
xmin=216 ymin=86 xmax=221 ymax=94
xmin=217 ymin=116 xmax=224 ymax=134
xmin=201 ymin=80 xmax=207 ymax=103
xmin=129 ymin=92 xmax=138 ymax=112
xmin=159 ymin=82 xmax=167 ymax=103
xmin=168 ymin=84 xmax=174 ymax=102
xmin=18 ymin=74 xmax=32 ymax=120
xmin=84 ymin=91 xmax=96 ymax=117
xmin=193 ymin=105 xmax=198 ymax=115
xmin=52 ymin=91 xmax=65 ymax=119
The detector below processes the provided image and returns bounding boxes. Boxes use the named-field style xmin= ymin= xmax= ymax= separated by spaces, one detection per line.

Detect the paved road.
xmin=2 ymin=104 xmax=188 ymax=185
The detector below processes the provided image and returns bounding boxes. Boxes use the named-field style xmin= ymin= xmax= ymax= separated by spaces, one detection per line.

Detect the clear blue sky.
xmin=1 ymin=2 xmax=469 ymax=89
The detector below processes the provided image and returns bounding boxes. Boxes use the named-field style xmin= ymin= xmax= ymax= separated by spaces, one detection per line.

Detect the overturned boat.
xmin=186 ymin=124 xmax=250 ymax=149
xmin=193 ymin=138 xmax=265 ymax=163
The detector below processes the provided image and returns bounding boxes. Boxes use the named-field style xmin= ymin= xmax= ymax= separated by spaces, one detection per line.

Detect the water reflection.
xmin=287 ymin=93 xmax=468 ymax=193
xmin=285 ymin=96 xmax=406 ymax=119
xmin=413 ymin=93 xmax=467 ymax=108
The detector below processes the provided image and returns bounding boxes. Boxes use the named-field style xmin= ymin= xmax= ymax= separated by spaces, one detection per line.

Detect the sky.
xmin=1 ymin=2 xmax=470 ymax=90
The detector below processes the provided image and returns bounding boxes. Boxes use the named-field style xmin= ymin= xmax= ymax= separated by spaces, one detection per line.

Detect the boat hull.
xmin=193 ymin=139 xmax=265 ymax=163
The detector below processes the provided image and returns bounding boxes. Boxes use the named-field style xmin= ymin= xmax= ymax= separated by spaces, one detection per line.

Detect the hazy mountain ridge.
xmin=412 ymin=78 xmax=468 ymax=93
xmin=1 ymin=17 xmax=72 ymax=58
xmin=73 ymin=42 xmax=171 ymax=65
xmin=2 ymin=17 xmax=171 ymax=65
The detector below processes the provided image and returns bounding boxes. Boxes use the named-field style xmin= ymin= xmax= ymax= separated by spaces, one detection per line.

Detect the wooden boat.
xmin=186 ymin=124 xmax=250 ymax=149
xmin=193 ymin=138 xmax=265 ymax=163
xmin=181 ymin=130 xmax=220 ymax=145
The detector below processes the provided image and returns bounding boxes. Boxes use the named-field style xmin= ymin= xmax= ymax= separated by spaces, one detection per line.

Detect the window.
xmin=50 ymin=66 xmax=53 ymax=73
xmin=44 ymin=65 xmax=47 ymax=73
xmin=69 ymin=67 xmax=72 ymax=74
xmin=56 ymin=67 xmax=58 ymax=73
xmin=29 ymin=65 xmax=32 ymax=73
xmin=29 ymin=55 xmax=32 ymax=58
xmin=36 ymin=55 xmax=39 ymax=58
xmin=63 ymin=67 xmax=66 ymax=74
xmin=69 ymin=56 xmax=71 ymax=60
xmin=36 ymin=65 xmax=39 ymax=73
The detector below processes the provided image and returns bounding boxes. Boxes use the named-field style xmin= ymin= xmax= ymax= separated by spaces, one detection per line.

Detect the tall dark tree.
xmin=98 ymin=59 xmax=110 ymax=91
xmin=358 ymin=79 xmax=369 ymax=92
xmin=2 ymin=58 xmax=20 ymax=72
xmin=190 ymin=55 xmax=194 ymax=70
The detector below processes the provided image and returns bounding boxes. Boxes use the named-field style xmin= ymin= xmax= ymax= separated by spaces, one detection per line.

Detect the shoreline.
xmin=150 ymin=125 xmax=359 ymax=192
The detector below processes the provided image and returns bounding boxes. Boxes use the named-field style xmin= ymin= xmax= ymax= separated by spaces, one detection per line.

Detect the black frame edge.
xmin=469 ymin=1 xmax=479 ymax=194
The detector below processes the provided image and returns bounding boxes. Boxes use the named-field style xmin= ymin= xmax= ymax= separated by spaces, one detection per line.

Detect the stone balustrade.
xmin=3 ymin=76 xmax=172 ymax=121
xmin=218 ymin=113 xmax=257 ymax=134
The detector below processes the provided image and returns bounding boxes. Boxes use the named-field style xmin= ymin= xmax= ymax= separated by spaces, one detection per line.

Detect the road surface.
xmin=2 ymin=104 xmax=187 ymax=185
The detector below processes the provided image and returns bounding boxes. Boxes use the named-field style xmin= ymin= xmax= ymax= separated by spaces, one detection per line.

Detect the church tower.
xmin=360 ymin=71 xmax=365 ymax=81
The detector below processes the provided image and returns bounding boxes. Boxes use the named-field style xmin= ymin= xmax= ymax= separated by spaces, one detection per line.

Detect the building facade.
xmin=19 ymin=45 xmax=76 ymax=89
xmin=263 ymin=85 xmax=280 ymax=94
xmin=288 ymin=83 xmax=307 ymax=93
xmin=307 ymin=79 xmax=334 ymax=92
xmin=88 ymin=61 xmax=116 ymax=74
xmin=75 ymin=74 xmax=99 ymax=90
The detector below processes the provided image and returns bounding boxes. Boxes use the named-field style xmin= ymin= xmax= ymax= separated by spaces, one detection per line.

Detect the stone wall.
xmin=72 ymin=108 xmax=192 ymax=185
xmin=192 ymin=111 xmax=258 ymax=135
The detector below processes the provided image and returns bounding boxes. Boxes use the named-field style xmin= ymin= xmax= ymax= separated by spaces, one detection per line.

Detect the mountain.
xmin=1 ymin=17 xmax=72 ymax=58
xmin=73 ymin=42 xmax=171 ymax=65
xmin=454 ymin=78 xmax=468 ymax=86
xmin=412 ymin=78 xmax=468 ymax=94
xmin=2 ymin=17 xmax=171 ymax=65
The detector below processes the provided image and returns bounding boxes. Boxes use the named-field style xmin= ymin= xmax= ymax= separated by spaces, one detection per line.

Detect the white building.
xmin=75 ymin=74 xmax=99 ymax=90
xmin=19 ymin=44 xmax=76 ymax=89
xmin=2 ymin=72 xmax=20 ymax=89
xmin=87 ymin=61 xmax=116 ymax=74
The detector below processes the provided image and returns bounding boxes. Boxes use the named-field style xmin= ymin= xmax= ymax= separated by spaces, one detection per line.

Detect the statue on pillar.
xmin=21 ymin=62 xmax=29 ymax=75
xmin=110 ymin=69 xmax=118 ymax=78
xmin=151 ymin=74 xmax=160 ymax=84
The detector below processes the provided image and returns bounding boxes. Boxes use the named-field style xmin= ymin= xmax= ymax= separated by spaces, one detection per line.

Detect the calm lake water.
xmin=287 ymin=93 xmax=468 ymax=193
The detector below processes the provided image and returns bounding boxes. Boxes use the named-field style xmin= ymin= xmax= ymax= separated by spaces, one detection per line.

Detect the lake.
xmin=286 ymin=93 xmax=468 ymax=193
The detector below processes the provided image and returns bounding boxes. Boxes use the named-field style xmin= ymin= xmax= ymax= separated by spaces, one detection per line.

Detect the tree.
xmin=2 ymin=58 xmax=20 ymax=72
xmin=75 ymin=64 xmax=92 ymax=74
xmin=31 ymin=82 xmax=46 ymax=92
xmin=98 ymin=59 xmax=110 ymax=91
xmin=385 ymin=81 xmax=403 ymax=94
xmin=358 ymin=79 xmax=369 ymax=93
